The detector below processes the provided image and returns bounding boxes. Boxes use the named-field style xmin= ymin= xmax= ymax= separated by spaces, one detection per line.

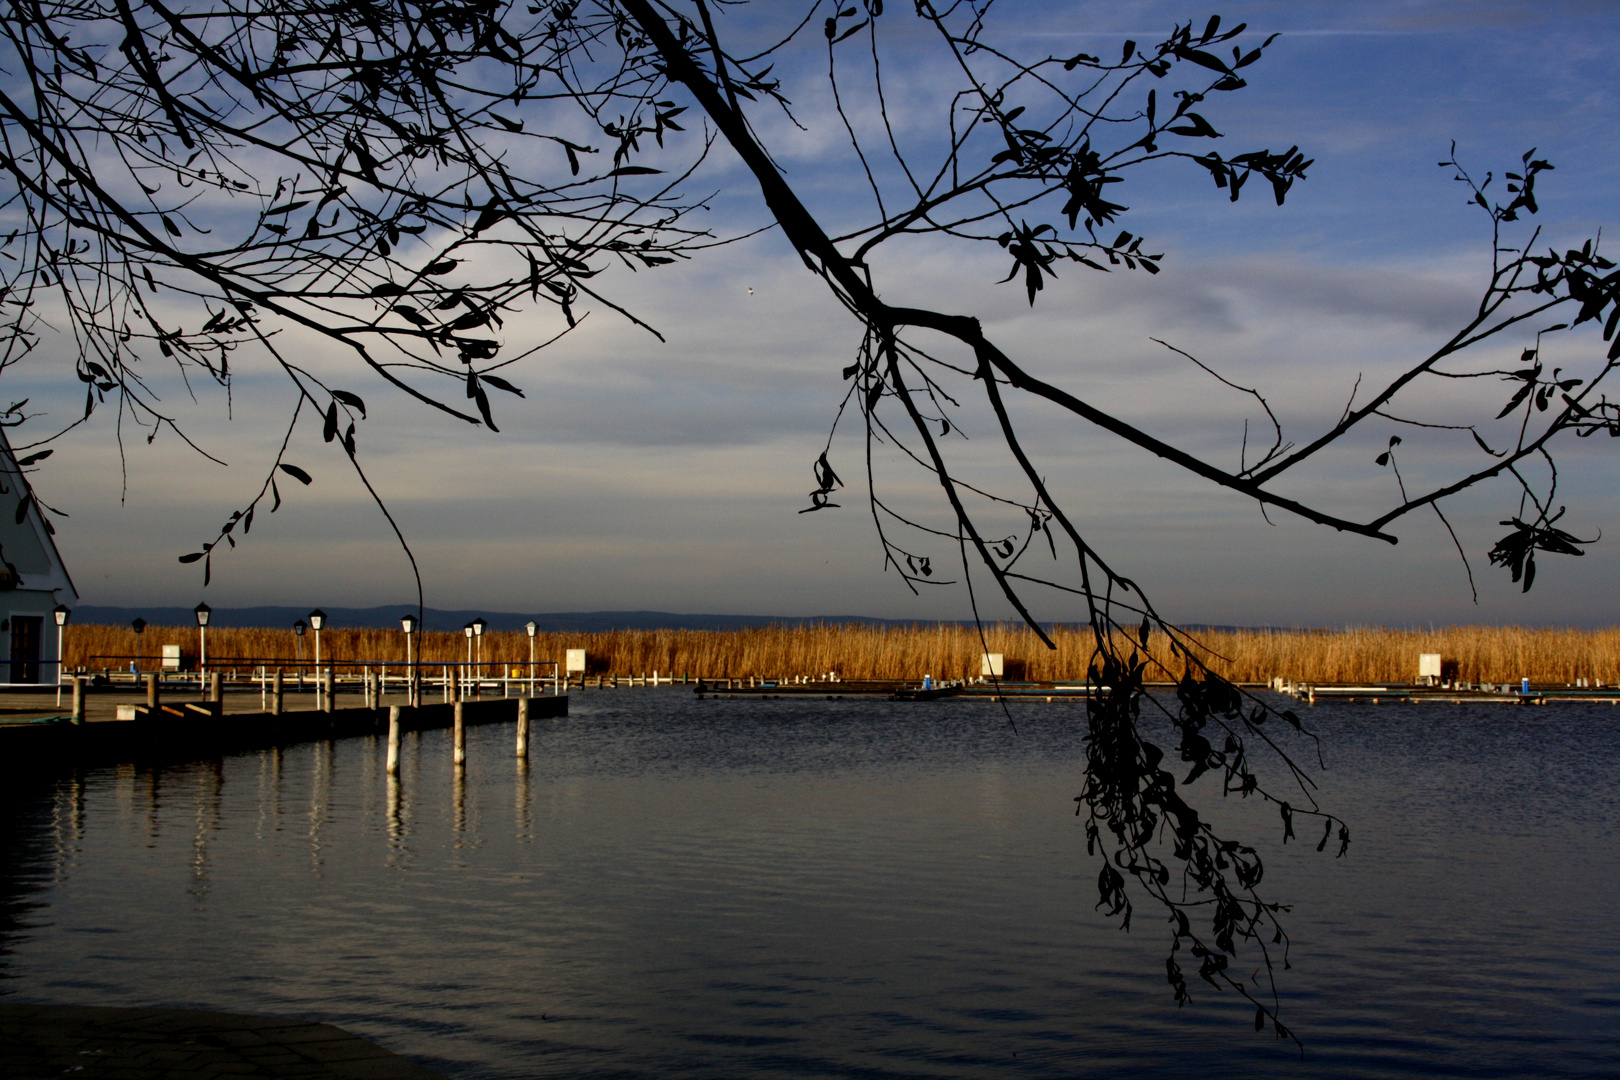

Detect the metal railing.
xmin=79 ymin=655 xmax=564 ymax=704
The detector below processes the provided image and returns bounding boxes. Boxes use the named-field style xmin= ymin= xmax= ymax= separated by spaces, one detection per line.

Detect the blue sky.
xmin=23 ymin=0 xmax=1620 ymax=626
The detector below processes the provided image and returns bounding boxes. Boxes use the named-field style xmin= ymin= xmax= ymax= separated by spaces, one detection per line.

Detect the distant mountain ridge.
xmin=69 ymin=605 xmax=1282 ymax=635
xmin=68 ymin=605 xmax=928 ymax=633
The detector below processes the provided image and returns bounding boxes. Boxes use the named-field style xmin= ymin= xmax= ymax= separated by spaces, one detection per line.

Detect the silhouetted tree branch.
xmin=6 ymin=0 xmax=1619 ymax=1042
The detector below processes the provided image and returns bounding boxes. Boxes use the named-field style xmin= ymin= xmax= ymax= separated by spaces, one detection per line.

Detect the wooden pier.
xmin=691 ymin=678 xmax=1265 ymax=700
xmin=0 ymin=692 xmax=566 ymax=771
xmin=1273 ymin=678 xmax=1620 ymax=706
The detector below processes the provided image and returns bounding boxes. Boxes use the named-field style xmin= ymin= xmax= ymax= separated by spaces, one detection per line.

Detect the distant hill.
xmin=69 ymin=605 xmax=1289 ymax=636
xmin=68 ymin=605 xmax=927 ymax=633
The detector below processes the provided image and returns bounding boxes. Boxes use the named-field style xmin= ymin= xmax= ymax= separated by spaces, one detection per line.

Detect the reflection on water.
xmin=0 ymin=692 xmax=1617 ymax=1079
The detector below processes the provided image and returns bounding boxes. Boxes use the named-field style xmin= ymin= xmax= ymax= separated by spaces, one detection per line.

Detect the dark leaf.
xmin=278 ymin=463 xmax=312 ymax=485
xmin=331 ymin=390 xmax=366 ymax=417
xmin=481 ymin=374 xmax=525 ymax=397
xmin=178 ymin=551 xmax=205 ymax=564
xmin=1176 ymin=48 xmax=1230 ymax=74
xmin=473 ymin=383 xmax=498 ymax=431
xmin=448 ymin=309 xmax=491 ymax=331
xmin=1496 ymin=382 xmax=1533 ymax=418
xmin=832 ymin=18 xmax=868 ymax=44
xmin=471 ymin=203 xmax=506 ymax=234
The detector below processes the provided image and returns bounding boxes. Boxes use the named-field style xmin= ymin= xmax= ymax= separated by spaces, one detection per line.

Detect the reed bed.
xmin=61 ymin=622 xmax=1620 ymax=685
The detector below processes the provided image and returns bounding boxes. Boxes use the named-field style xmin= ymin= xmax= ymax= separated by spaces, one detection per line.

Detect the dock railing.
xmin=81 ymin=655 xmax=564 ymax=705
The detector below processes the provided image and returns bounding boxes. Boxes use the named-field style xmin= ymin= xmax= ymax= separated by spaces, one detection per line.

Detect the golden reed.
xmin=61 ymin=622 xmax=1620 ymax=684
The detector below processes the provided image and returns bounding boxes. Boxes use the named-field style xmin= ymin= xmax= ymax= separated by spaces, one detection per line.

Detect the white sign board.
xmin=162 ymin=644 xmax=182 ymax=671
xmin=981 ymin=653 xmax=1004 ymax=677
xmin=565 ymin=648 xmax=587 ymax=674
xmin=1418 ymin=653 xmax=1443 ymax=679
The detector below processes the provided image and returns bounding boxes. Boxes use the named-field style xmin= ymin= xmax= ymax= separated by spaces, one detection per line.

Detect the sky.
xmin=17 ymin=0 xmax=1620 ymax=627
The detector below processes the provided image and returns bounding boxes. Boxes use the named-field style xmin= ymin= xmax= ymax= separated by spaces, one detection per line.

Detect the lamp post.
xmin=293 ymin=619 xmax=306 ymax=685
xmin=471 ymin=617 xmax=486 ymax=694
xmin=308 ymin=609 xmax=326 ymax=674
xmin=525 ymin=620 xmax=537 ymax=695
xmin=53 ymin=603 xmax=70 ymax=705
xmin=130 ymin=617 xmax=146 ymax=676
xmin=462 ymin=623 xmax=473 ymax=697
xmin=193 ymin=602 xmax=211 ymax=691
xmin=400 ymin=613 xmax=417 ymax=706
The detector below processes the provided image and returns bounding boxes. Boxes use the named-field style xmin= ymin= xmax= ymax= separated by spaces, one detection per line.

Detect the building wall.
xmin=2 ymin=589 xmax=63 ymax=684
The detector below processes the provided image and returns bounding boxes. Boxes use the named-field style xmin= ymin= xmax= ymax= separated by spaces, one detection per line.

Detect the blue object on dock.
xmin=923 ymin=674 xmax=932 ymax=690
xmin=1521 ymin=677 xmax=1530 ymax=695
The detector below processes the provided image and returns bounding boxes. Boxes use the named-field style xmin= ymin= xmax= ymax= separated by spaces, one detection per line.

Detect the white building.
xmin=0 ymin=427 xmax=78 ymax=685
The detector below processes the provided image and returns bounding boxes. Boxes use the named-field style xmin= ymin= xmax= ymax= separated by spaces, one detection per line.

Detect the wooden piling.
xmin=271 ymin=669 xmax=284 ymax=715
xmin=387 ymin=705 xmax=402 ymax=775
xmin=145 ymin=673 xmax=159 ymax=709
xmin=516 ymin=697 xmax=529 ymax=759
xmin=70 ymin=677 xmax=85 ymax=724
xmin=209 ymin=671 xmax=222 ymax=703
xmin=453 ymin=701 xmax=466 ymax=766
xmin=322 ymin=668 xmax=335 ymax=714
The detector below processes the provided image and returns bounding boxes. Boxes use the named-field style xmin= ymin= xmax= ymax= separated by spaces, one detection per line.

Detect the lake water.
xmin=2 ymin=690 xmax=1616 ymax=1078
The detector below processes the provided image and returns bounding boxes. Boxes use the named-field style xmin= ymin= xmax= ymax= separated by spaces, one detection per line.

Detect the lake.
xmin=2 ymin=690 xmax=1616 ymax=1078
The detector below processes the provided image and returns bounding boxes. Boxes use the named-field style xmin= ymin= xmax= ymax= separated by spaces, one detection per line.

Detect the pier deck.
xmin=0 ymin=688 xmax=566 ymax=770
xmin=1275 ymin=679 xmax=1620 ymax=705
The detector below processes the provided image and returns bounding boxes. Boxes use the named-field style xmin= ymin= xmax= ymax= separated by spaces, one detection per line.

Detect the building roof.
xmin=0 ymin=426 xmax=78 ymax=604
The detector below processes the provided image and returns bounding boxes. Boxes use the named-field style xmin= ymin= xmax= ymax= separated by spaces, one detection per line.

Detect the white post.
xmin=387 ymin=705 xmax=402 ymax=775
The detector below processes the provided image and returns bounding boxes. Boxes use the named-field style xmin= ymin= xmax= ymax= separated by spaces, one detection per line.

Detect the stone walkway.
xmin=0 ymin=1004 xmax=449 ymax=1079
